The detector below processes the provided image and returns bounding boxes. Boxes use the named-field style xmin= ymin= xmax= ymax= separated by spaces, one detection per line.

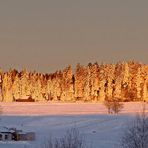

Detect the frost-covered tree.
xmin=98 ymin=64 xmax=106 ymax=102
xmin=61 ymin=66 xmax=74 ymax=102
xmin=135 ymin=68 xmax=142 ymax=100
xmin=113 ymin=63 xmax=122 ymax=100
xmin=106 ymin=64 xmax=115 ymax=100
xmin=142 ymin=81 xmax=148 ymax=101
xmin=89 ymin=63 xmax=99 ymax=101
xmin=0 ymin=70 xmax=3 ymax=101
xmin=0 ymin=61 xmax=148 ymax=102
xmin=121 ymin=62 xmax=130 ymax=101
xmin=75 ymin=64 xmax=88 ymax=101
xmin=2 ymin=72 xmax=13 ymax=102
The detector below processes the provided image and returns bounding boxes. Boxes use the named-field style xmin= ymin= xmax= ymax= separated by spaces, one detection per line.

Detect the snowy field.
xmin=0 ymin=102 xmax=147 ymax=148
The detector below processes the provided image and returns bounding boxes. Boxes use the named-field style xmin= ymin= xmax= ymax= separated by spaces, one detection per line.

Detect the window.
xmin=0 ymin=134 xmax=2 ymax=140
xmin=5 ymin=135 xmax=8 ymax=140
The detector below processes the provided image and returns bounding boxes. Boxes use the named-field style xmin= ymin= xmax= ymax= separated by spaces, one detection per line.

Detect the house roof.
xmin=0 ymin=126 xmax=33 ymax=134
xmin=0 ymin=126 xmax=10 ymax=133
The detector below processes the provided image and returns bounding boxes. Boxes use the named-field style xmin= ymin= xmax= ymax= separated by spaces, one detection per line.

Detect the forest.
xmin=0 ymin=61 xmax=148 ymax=102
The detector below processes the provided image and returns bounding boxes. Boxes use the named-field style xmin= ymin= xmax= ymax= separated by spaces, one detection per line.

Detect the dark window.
xmin=5 ymin=135 xmax=8 ymax=140
xmin=0 ymin=134 xmax=2 ymax=140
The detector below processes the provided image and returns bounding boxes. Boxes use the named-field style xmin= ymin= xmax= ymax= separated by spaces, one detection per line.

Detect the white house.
xmin=0 ymin=127 xmax=35 ymax=141
xmin=0 ymin=127 xmax=13 ymax=141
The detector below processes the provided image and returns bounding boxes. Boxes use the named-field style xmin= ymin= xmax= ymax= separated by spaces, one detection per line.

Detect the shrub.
xmin=104 ymin=98 xmax=124 ymax=114
xmin=120 ymin=105 xmax=148 ymax=148
xmin=42 ymin=128 xmax=87 ymax=148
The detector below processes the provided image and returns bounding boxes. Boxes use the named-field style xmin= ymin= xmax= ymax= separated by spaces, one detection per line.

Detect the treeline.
xmin=0 ymin=61 xmax=148 ymax=102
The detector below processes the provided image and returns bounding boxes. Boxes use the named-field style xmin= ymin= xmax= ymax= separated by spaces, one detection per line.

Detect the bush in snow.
xmin=42 ymin=128 xmax=87 ymax=148
xmin=104 ymin=98 xmax=124 ymax=114
xmin=120 ymin=105 xmax=148 ymax=148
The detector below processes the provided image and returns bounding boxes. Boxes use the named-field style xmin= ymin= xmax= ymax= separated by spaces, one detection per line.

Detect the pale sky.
xmin=0 ymin=0 xmax=148 ymax=72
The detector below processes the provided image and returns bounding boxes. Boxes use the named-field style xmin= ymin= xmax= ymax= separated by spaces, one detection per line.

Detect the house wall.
xmin=0 ymin=133 xmax=12 ymax=141
xmin=17 ymin=132 xmax=35 ymax=141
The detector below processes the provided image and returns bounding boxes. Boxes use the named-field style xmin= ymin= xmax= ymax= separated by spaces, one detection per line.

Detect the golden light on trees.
xmin=0 ymin=61 xmax=147 ymax=102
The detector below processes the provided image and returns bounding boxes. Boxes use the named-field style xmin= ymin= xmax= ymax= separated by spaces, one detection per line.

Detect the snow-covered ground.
xmin=0 ymin=102 xmax=147 ymax=148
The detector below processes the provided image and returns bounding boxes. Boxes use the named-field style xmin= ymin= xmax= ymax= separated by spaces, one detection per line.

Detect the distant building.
xmin=15 ymin=96 xmax=35 ymax=102
xmin=0 ymin=127 xmax=35 ymax=141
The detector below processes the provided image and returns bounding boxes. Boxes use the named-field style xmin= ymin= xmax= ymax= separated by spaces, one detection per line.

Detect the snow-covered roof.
xmin=0 ymin=126 xmax=10 ymax=133
xmin=17 ymin=131 xmax=27 ymax=134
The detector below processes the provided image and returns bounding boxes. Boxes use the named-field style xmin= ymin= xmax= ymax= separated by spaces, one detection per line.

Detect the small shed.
xmin=16 ymin=132 xmax=35 ymax=141
xmin=15 ymin=96 xmax=35 ymax=102
xmin=9 ymin=128 xmax=35 ymax=141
